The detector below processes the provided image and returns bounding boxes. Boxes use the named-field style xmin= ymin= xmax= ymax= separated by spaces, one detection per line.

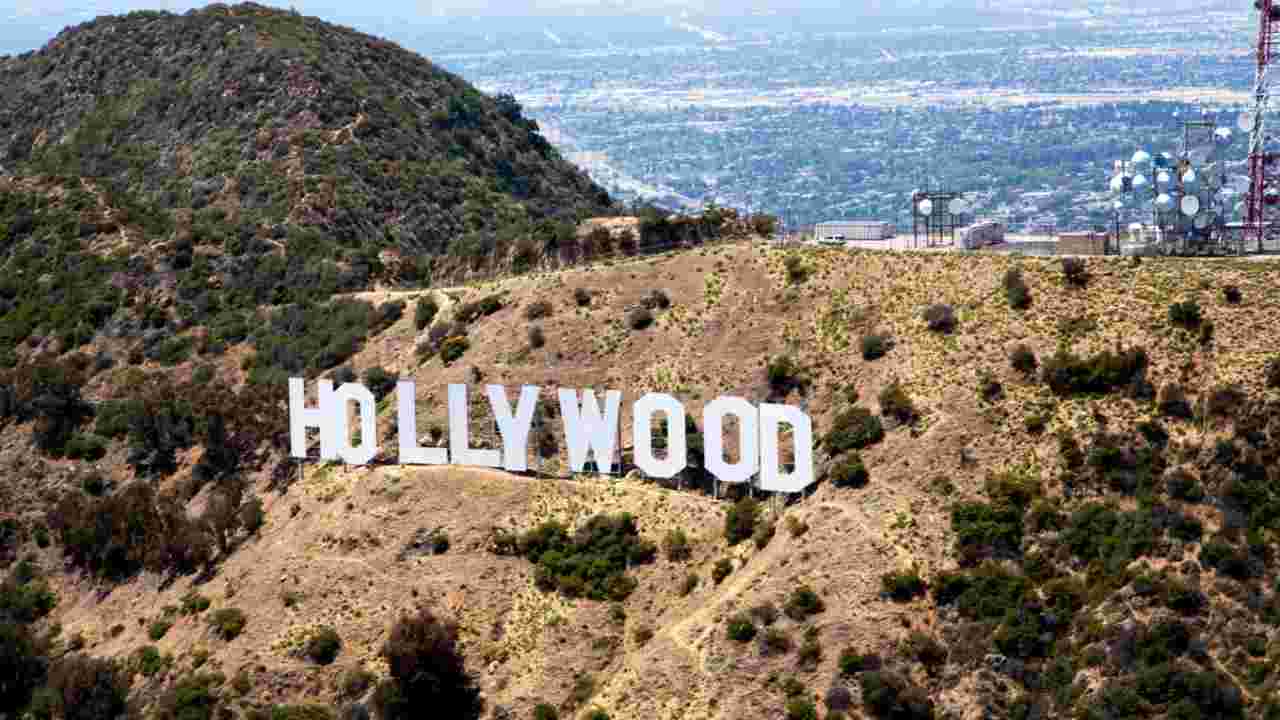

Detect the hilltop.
xmin=3 ymin=229 xmax=1280 ymax=719
xmin=0 ymin=2 xmax=613 ymax=277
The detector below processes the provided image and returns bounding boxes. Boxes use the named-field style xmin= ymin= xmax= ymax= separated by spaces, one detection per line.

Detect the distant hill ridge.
xmin=0 ymin=1 xmax=613 ymax=272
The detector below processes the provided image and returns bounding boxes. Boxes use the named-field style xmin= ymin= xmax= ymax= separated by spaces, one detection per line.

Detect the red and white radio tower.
xmin=1246 ymin=0 xmax=1280 ymax=252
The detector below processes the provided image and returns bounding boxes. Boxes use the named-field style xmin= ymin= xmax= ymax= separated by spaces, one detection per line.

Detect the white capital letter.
xmin=397 ymin=381 xmax=446 ymax=465
xmin=487 ymin=384 xmax=540 ymax=472
xmin=558 ymin=388 xmax=621 ymax=474
xmin=633 ymin=393 xmax=686 ymax=478
xmin=289 ymin=378 xmax=339 ymax=460
xmin=703 ymin=396 xmax=758 ymax=485
xmin=759 ymin=403 xmax=815 ymax=493
xmin=449 ymin=384 xmax=501 ymax=467
xmin=334 ymin=383 xmax=378 ymax=465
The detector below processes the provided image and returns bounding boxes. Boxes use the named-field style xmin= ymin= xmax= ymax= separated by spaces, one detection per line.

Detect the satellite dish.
xmin=1239 ymin=112 xmax=1256 ymax=132
xmin=1109 ymin=175 xmax=1124 ymax=192
xmin=1181 ymin=195 xmax=1200 ymax=216
xmin=948 ymin=198 xmax=968 ymax=214
xmin=1182 ymin=169 xmax=1197 ymax=186
xmin=1132 ymin=174 xmax=1148 ymax=189
xmin=1155 ymin=193 xmax=1173 ymax=210
xmin=1131 ymin=150 xmax=1151 ymax=165
xmin=1128 ymin=222 xmax=1144 ymax=231
xmin=1215 ymin=127 xmax=1233 ymax=144
xmin=1235 ymin=200 xmax=1246 ymax=216
xmin=917 ymin=198 xmax=933 ymax=215
xmin=1113 ymin=199 xmax=1125 ymax=211
xmin=1156 ymin=171 xmax=1171 ymax=186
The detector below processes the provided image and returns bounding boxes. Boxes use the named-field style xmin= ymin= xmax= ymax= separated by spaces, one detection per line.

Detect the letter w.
xmin=558 ymin=388 xmax=621 ymax=474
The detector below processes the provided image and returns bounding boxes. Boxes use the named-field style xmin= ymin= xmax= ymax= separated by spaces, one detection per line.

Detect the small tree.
xmin=374 ymin=608 xmax=482 ymax=720
xmin=414 ymin=297 xmax=439 ymax=330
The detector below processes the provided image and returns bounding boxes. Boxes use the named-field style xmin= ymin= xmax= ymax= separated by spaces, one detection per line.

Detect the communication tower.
xmin=1244 ymin=0 xmax=1280 ymax=252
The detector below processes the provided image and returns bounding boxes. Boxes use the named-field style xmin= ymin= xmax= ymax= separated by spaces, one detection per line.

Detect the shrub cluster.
xmin=823 ymin=406 xmax=884 ymax=453
xmin=828 ymin=453 xmax=869 ymax=488
xmin=1041 ymin=346 xmax=1149 ymax=397
xmin=503 ymin=514 xmax=656 ymax=600
xmin=1168 ymin=300 xmax=1203 ymax=329
xmin=766 ymin=355 xmax=809 ymax=396
xmin=878 ymin=380 xmax=917 ymax=426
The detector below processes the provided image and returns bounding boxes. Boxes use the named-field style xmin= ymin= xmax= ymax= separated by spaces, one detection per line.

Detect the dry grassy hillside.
xmin=10 ymin=241 xmax=1280 ymax=720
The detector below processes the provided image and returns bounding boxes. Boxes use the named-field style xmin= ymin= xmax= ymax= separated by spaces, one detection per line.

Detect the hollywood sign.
xmin=288 ymin=379 xmax=816 ymax=493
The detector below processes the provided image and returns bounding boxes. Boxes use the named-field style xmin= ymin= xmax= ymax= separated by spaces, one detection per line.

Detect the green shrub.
xmin=838 ymin=648 xmax=877 ymax=675
xmin=207 ymin=607 xmax=247 ymax=640
xmin=533 ymin=705 xmax=559 ymax=720
xmin=861 ymin=671 xmax=933 ymax=720
xmin=785 ymin=697 xmax=818 ymax=720
xmin=881 ymin=570 xmax=926 ymax=602
xmin=784 ymin=255 xmax=809 ymax=284
xmin=361 ymin=366 xmax=397 ymax=401
xmin=155 ymin=672 xmax=221 ymax=720
xmin=828 ymin=453 xmax=868 ymax=488
xmin=752 ymin=519 xmax=776 ymax=550
xmin=181 ymin=592 xmax=212 ymax=615
xmin=454 ymin=294 xmax=504 ymax=324
xmin=861 ymin=333 xmax=892 ymax=360
xmin=878 ymin=380 xmax=917 ymax=426
xmin=414 ymin=296 xmax=438 ymax=330
xmin=766 ymin=355 xmax=809 ymax=395
xmin=1266 ymin=357 xmax=1280 ymax=389
xmin=664 ymin=529 xmax=692 ymax=562
xmin=725 ymin=496 xmax=760 ymax=546
xmin=440 ymin=336 xmax=469 ymax=365
xmin=1041 ymin=346 xmax=1148 ymax=397
xmin=932 ymin=563 xmax=1030 ymax=620
xmin=923 ymin=304 xmax=956 ymax=333
xmin=63 ymin=433 xmax=107 ymax=460
xmin=305 ymin=626 xmax=342 ymax=665
xmin=1169 ymin=300 xmax=1202 ymax=329
xmin=712 ymin=558 xmax=733 ymax=584
xmin=951 ymin=501 xmax=1024 ymax=559
xmin=1223 ymin=285 xmax=1242 ymax=304
xmin=797 ymin=634 xmax=822 ymax=668
xmin=149 ymin=619 xmax=173 ymax=640
xmin=823 ymin=407 xmax=884 ymax=452
xmin=759 ymin=626 xmax=792 ymax=656
xmin=192 ymin=364 xmax=215 ymax=384
xmin=514 ymin=514 xmax=656 ymax=601
xmin=574 ymin=288 xmax=592 ymax=307
xmin=1003 ymin=267 xmax=1031 ymax=309
xmin=135 ymin=645 xmax=169 ymax=676
xmin=270 ymin=705 xmax=335 ymax=720
xmin=783 ymin=585 xmax=824 ymax=620
xmin=727 ymin=612 xmax=756 ymax=642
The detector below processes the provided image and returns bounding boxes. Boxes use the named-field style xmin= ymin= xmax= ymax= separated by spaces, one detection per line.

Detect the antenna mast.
xmin=1246 ymin=0 xmax=1279 ymax=252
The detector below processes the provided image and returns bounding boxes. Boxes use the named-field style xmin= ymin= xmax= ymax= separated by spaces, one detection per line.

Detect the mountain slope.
xmin=7 ymin=238 xmax=1280 ymax=719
